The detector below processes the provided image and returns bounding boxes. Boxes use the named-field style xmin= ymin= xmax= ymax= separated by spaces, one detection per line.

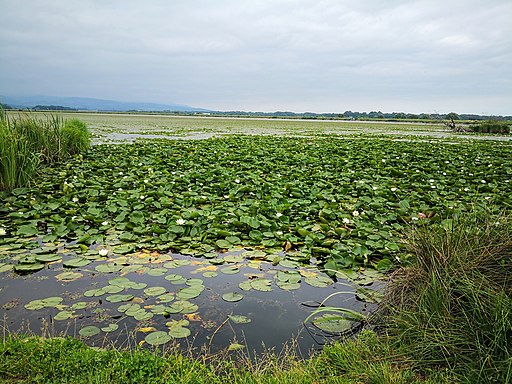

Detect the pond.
xmin=0 ymin=244 xmax=382 ymax=356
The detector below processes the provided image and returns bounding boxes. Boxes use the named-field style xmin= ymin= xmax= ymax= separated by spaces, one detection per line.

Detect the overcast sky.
xmin=1 ymin=0 xmax=511 ymax=114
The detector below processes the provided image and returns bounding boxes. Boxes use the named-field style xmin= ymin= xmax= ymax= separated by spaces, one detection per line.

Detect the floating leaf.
xmin=145 ymin=331 xmax=172 ymax=346
xmin=355 ymin=287 xmax=384 ymax=304
xmin=203 ymin=271 xmax=218 ymax=278
xmin=228 ymin=315 xmax=251 ymax=324
xmin=312 ymin=314 xmax=356 ymax=334
xmin=14 ymin=263 xmax=45 ymax=273
xmin=250 ymin=278 xmax=272 ymax=292
xmin=106 ymin=294 xmax=134 ymax=303
xmin=220 ymin=265 xmax=240 ymax=275
xmin=168 ymin=326 xmax=191 ymax=338
xmin=227 ymin=343 xmax=245 ymax=351
xmin=305 ymin=275 xmax=334 ymax=288
xmin=35 ymin=254 xmax=62 ymax=263
xmin=79 ymin=325 xmax=101 ymax=337
xmin=55 ymin=271 xmax=83 ymax=282
xmin=101 ymin=324 xmax=119 ymax=333
xmin=157 ymin=293 xmax=175 ymax=303
xmin=16 ymin=224 xmax=38 ymax=237
xmin=144 ymin=287 xmax=167 ymax=296
xmin=63 ymin=258 xmax=91 ymax=268
xmin=71 ymin=302 xmax=88 ymax=310
xmin=177 ymin=286 xmax=203 ymax=300
xmin=147 ymin=267 xmax=168 ymax=276
xmin=95 ymin=263 xmax=124 ymax=273
xmin=0 ymin=263 xmax=13 ymax=273
xmin=54 ymin=311 xmax=73 ymax=321
xmin=222 ymin=292 xmax=243 ymax=302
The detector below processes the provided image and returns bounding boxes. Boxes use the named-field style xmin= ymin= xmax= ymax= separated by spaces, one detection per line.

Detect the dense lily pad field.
xmin=1 ymin=119 xmax=511 ymax=352
xmin=1 ymin=135 xmax=511 ymax=271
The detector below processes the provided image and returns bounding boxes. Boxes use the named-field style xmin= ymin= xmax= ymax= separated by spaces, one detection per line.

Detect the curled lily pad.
xmin=0 ymin=263 xmax=14 ymax=273
xmin=14 ymin=263 xmax=45 ymax=273
xmin=165 ymin=274 xmax=187 ymax=284
xmin=238 ymin=280 xmax=253 ymax=291
xmin=222 ymin=292 xmax=244 ymax=302
xmin=145 ymin=331 xmax=172 ymax=346
xmin=79 ymin=325 xmax=101 ymax=337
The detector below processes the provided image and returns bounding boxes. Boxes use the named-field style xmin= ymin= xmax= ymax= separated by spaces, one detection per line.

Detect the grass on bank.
xmin=381 ymin=210 xmax=512 ymax=383
xmin=0 ymin=112 xmax=90 ymax=191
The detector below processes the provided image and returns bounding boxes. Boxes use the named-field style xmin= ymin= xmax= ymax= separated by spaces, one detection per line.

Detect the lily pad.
xmin=35 ymin=254 xmax=62 ymax=263
xmin=101 ymin=323 xmax=119 ymax=333
xmin=222 ymin=292 xmax=244 ymax=302
xmin=55 ymin=271 xmax=83 ymax=282
xmin=79 ymin=325 xmax=101 ymax=337
xmin=63 ymin=257 xmax=91 ymax=268
xmin=168 ymin=326 xmax=191 ymax=338
xmin=220 ymin=265 xmax=240 ymax=275
xmin=305 ymin=275 xmax=334 ymax=288
xmin=312 ymin=314 xmax=356 ymax=334
xmin=106 ymin=294 xmax=134 ymax=303
xmin=14 ymin=263 xmax=45 ymax=273
xmin=54 ymin=310 xmax=74 ymax=321
xmin=144 ymin=286 xmax=167 ymax=296
xmin=228 ymin=315 xmax=251 ymax=324
xmin=145 ymin=331 xmax=172 ymax=346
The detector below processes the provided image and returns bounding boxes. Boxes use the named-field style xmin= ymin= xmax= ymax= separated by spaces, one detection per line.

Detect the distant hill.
xmin=0 ymin=95 xmax=210 ymax=112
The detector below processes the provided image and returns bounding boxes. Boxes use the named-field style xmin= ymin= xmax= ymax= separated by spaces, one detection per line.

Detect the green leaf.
xmin=228 ymin=315 xmax=251 ymax=324
xmin=222 ymin=292 xmax=244 ymax=302
xmin=145 ymin=331 xmax=172 ymax=346
xmin=79 ymin=325 xmax=101 ymax=337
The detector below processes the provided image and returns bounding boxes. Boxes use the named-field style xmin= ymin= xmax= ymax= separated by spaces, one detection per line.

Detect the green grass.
xmin=381 ymin=210 xmax=512 ymax=383
xmin=0 ymin=331 xmax=452 ymax=383
xmin=0 ymin=113 xmax=90 ymax=191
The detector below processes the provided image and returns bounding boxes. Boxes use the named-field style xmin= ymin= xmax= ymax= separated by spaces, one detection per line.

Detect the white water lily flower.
xmin=176 ymin=219 xmax=186 ymax=225
xmin=276 ymin=231 xmax=283 ymax=236
xmin=276 ymin=212 xmax=283 ymax=218
xmin=372 ymin=186 xmax=378 ymax=190
xmin=101 ymin=221 xmax=109 ymax=226
xmin=118 ymin=172 xmax=123 ymax=175
xmin=144 ymin=179 xmax=149 ymax=183
xmin=352 ymin=210 xmax=359 ymax=217
xmin=0 ymin=227 xmax=6 ymax=236
xmin=140 ymin=195 xmax=145 ymax=200
xmin=481 ymin=180 xmax=486 ymax=183
xmin=72 ymin=197 xmax=79 ymax=203
xmin=391 ymin=187 xmax=397 ymax=192
xmin=235 ymin=179 xmax=240 ymax=183
xmin=343 ymin=218 xmax=350 ymax=224
xmin=381 ymin=159 xmax=386 ymax=163
xmin=412 ymin=216 xmax=419 ymax=221
xmin=98 ymin=249 xmax=108 ymax=256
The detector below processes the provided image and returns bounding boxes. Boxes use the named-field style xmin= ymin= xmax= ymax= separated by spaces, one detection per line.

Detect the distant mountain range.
xmin=0 ymin=95 xmax=210 ymax=112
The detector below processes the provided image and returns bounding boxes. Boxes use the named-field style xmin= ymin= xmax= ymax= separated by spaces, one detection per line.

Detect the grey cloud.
xmin=0 ymin=0 xmax=510 ymax=114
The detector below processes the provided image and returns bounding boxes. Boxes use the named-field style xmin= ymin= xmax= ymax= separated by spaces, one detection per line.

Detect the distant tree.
xmin=445 ymin=112 xmax=460 ymax=121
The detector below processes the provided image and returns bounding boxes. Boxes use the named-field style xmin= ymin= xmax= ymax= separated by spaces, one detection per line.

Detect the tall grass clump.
xmin=381 ymin=210 xmax=512 ymax=383
xmin=0 ymin=112 xmax=90 ymax=191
